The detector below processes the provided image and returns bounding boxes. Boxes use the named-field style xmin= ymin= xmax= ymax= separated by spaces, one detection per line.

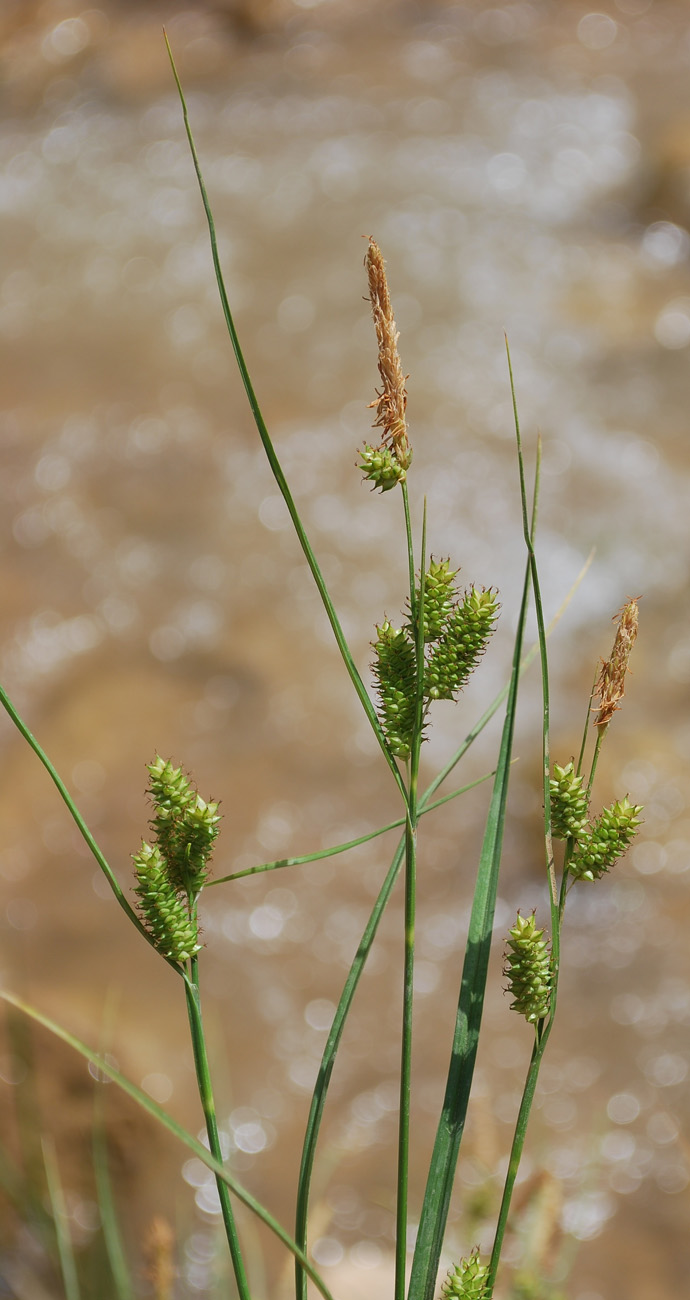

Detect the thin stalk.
xmin=576 ymin=666 xmax=599 ymax=778
xmin=395 ymin=497 xmax=426 ymax=1300
xmin=485 ymin=1022 xmax=553 ymax=1295
xmin=486 ymin=356 xmax=557 ymax=1298
xmin=586 ymin=725 xmax=607 ymax=799
xmin=294 ymin=837 xmax=405 ymax=1300
xmin=184 ymin=962 xmax=250 ymax=1300
xmin=164 ymin=34 xmax=407 ymax=808
xmin=505 ymin=344 xmax=554 ymax=911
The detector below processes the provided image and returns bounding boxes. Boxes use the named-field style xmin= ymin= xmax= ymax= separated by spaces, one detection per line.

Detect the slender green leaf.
xmin=0 ymin=684 xmax=178 ymax=967
xmin=164 ymin=33 xmax=407 ymax=808
xmin=408 ymin=554 xmax=535 ymax=1300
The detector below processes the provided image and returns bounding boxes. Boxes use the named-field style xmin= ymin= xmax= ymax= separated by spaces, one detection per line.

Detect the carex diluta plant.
xmin=0 ymin=35 xmax=645 ymax=1300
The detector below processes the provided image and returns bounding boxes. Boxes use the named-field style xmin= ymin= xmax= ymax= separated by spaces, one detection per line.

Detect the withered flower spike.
xmin=365 ymin=237 xmax=411 ymax=467
xmin=594 ymin=597 xmax=640 ymax=728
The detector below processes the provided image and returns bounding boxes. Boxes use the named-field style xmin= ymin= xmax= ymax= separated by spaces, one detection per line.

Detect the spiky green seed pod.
xmin=505 ymin=912 xmax=552 ymax=1025
xmin=372 ymin=620 xmax=416 ymax=759
xmin=146 ymin=756 xmax=220 ymax=896
xmin=133 ymin=841 xmax=200 ymax=962
xmin=426 ymin=586 xmax=499 ymax=700
xmin=358 ymin=443 xmax=407 ymax=492
xmin=569 ymin=797 xmax=643 ymax=882
xmin=441 ymin=1249 xmax=489 ymax=1299
xmin=415 ymin=558 xmax=459 ymax=642
xmin=550 ymin=761 xmax=589 ymax=839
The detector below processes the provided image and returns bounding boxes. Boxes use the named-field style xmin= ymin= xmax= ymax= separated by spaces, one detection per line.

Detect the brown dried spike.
xmin=594 ymin=597 xmax=639 ymax=727
xmin=142 ymin=1215 xmax=176 ymax=1300
xmin=365 ymin=237 xmax=411 ymax=467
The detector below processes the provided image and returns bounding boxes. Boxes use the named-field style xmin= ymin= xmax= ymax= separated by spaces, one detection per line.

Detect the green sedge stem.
xmin=576 ymin=666 xmax=599 ymax=779
xmin=395 ymin=500 xmax=426 ymax=1300
xmin=294 ymin=838 xmax=404 ymax=1300
xmin=486 ymin=1020 xmax=553 ymax=1295
xmin=184 ymin=962 xmax=250 ymax=1300
xmin=506 ymin=342 xmax=555 ymax=912
xmin=587 ymin=725 xmax=606 ymax=799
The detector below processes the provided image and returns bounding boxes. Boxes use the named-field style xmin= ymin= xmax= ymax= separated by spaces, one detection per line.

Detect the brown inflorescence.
xmin=365 ymin=237 xmax=412 ymax=471
xmin=594 ymin=597 xmax=639 ymax=728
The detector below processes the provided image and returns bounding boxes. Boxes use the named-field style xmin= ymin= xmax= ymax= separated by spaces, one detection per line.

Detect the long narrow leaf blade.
xmin=164 ymin=33 xmax=407 ymax=804
xmin=408 ymin=551 xmax=532 ymax=1300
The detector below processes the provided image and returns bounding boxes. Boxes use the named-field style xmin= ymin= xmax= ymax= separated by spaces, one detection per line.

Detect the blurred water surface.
xmin=1 ymin=2 xmax=690 ymax=1297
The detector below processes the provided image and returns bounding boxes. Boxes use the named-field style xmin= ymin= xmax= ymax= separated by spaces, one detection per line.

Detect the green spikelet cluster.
xmin=415 ymin=558 xmax=458 ymax=642
xmin=426 ymin=587 xmax=500 ymax=701
xmin=569 ymin=797 xmax=643 ymax=882
xmin=505 ymin=912 xmax=552 ymax=1025
xmin=550 ymin=761 xmax=589 ymax=839
xmin=132 ymin=756 xmax=221 ymax=963
xmin=372 ymin=621 xmax=416 ymax=759
xmin=441 ymin=1249 xmax=489 ymax=1299
xmin=133 ymin=842 xmax=201 ymax=962
xmin=358 ymin=443 xmax=408 ymax=492
xmin=147 ymin=755 xmax=220 ymax=895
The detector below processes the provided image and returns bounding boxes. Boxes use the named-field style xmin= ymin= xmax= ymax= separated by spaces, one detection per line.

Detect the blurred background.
xmin=0 ymin=0 xmax=689 ymax=1296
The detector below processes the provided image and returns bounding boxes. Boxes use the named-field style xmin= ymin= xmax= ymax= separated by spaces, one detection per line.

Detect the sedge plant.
xmin=0 ymin=39 xmax=645 ymax=1300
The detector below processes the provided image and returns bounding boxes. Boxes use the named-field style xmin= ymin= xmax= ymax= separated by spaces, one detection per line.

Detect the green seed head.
xmin=372 ymin=620 xmax=417 ymax=760
xmin=414 ymin=557 xmax=459 ymax=642
xmin=426 ymin=586 xmax=499 ymax=701
xmin=550 ymin=761 xmax=589 ymax=839
xmin=505 ymin=911 xmax=552 ymax=1025
xmin=441 ymin=1249 xmax=490 ymax=1299
xmin=358 ymin=442 xmax=407 ymax=492
xmin=146 ymin=757 xmax=220 ymax=895
xmin=133 ymin=841 xmax=200 ymax=963
xmin=570 ymin=796 xmax=643 ymax=882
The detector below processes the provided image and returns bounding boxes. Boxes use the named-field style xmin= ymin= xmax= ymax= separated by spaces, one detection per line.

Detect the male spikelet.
xmin=441 ymin=1248 xmax=490 ymax=1299
xmin=358 ymin=238 xmax=412 ymax=491
xmin=594 ymin=598 xmax=639 ymax=727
